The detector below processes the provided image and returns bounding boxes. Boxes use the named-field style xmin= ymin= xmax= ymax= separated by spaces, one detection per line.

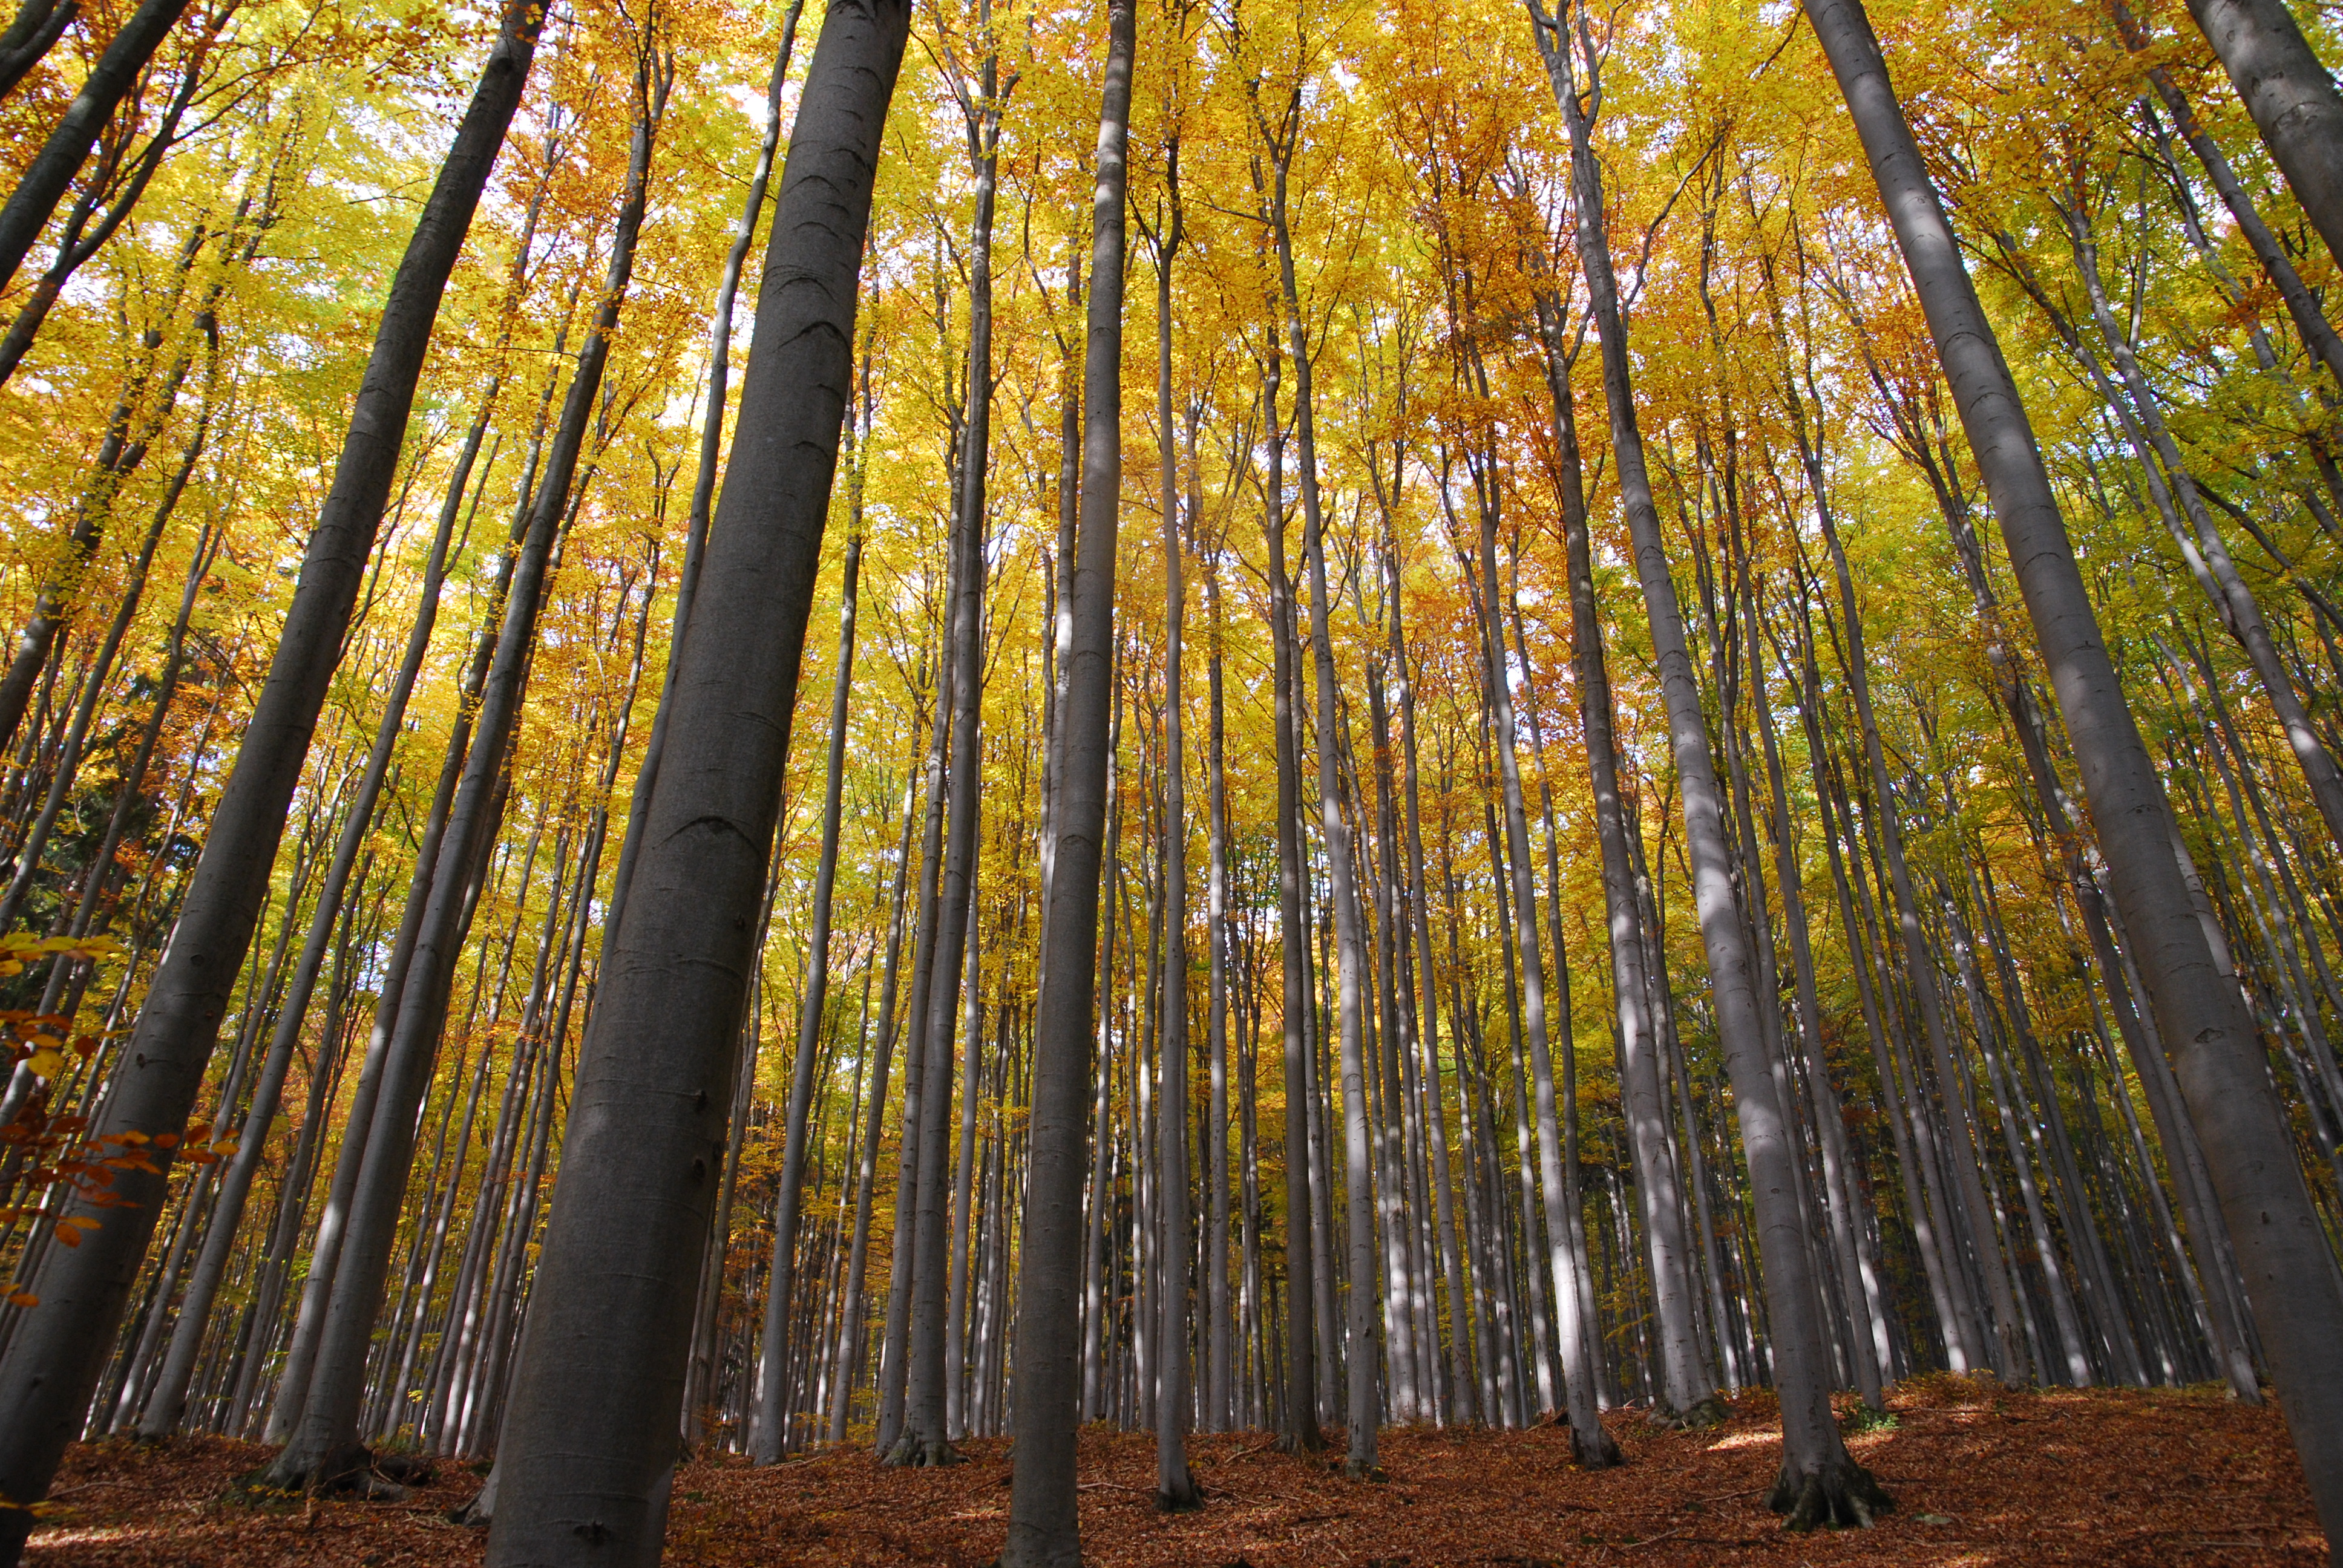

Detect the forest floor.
xmin=23 ymin=1377 xmax=2322 ymax=1566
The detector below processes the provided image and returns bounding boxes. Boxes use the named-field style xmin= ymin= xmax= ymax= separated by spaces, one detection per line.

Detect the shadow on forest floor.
xmin=27 ymin=1379 xmax=2321 ymax=1566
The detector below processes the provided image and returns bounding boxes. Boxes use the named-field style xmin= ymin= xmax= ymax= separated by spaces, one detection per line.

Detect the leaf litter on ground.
xmin=26 ymin=1379 xmax=2323 ymax=1566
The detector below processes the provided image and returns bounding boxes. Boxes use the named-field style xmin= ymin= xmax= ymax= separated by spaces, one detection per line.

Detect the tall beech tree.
xmin=0 ymin=5 xmax=542 ymax=1547
xmin=749 ymin=532 xmax=860 ymax=1464
xmin=2180 ymin=0 xmax=2343 ymax=268
xmin=10 ymin=1 xmax=2343 ymax=1562
xmin=1001 ymin=0 xmax=1130 ymax=1556
xmin=1529 ymin=0 xmax=1881 ymax=1520
xmin=1805 ymin=0 xmax=2343 ymax=1544
xmin=0 ymin=0 xmax=191 ymax=297
xmin=272 ymin=23 xmax=672 ymax=1493
xmin=484 ymin=2 xmax=911 ymax=1560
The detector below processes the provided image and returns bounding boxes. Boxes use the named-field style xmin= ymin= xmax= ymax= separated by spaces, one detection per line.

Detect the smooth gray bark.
xmin=886 ymin=100 xmax=994 ymax=1466
xmin=1806 ymin=0 xmax=2343 ymax=1546
xmin=483 ymin=4 xmax=908 ymax=1560
xmin=136 ymin=408 xmax=485 ymax=1440
xmin=602 ymin=0 xmax=804 ymax=949
xmin=1816 ymin=505 xmax=2028 ymax=1382
xmin=0 ymin=9 xmax=540 ymax=1549
xmin=0 ymin=0 xmax=74 ymax=98
xmin=1259 ymin=338 xmax=1322 ymax=1455
xmin=1149 ymin=143 xmax=1200 ymax=1509
xmin=274 ymin=46 xmax=666 ymax=1489
xmin=1535 ymin=290 xmax=1711 ymax=1428
xmin=750 ymin=532 xmax=861 ymax=1463
xmin=999 ymin=0 xmax=1129 ymax=1556
xmin=2180 ymin=0 xmax=2343 ymax=269
xmin=1532 ymin=0 xmax=1880 ymax=1520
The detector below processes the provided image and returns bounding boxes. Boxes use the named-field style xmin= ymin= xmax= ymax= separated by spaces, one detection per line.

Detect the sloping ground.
xmin=27 ymin=1379 xmax=2321 ymax=1566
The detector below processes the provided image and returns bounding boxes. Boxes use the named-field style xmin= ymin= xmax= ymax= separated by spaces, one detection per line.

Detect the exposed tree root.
xmin=879 ymin=1432 xmax=964 ymax=1468
xmin=1274 ymin=1423 xmax=1326 ymax=1456
xmin=1645 ymin=1395 xmax=1730 ymax=1432
xmin=243 ymin=1443 xmax=419 ymax=1503
xmin=1536 ymin=1406 xmax=1627 ymax=1466
xmin=1769 ymin=1454 xmax=1893 ymax=1530
xmin=447 ymin=1462 xmax=497 ymax=1526
xmin=1153 ymin=1471 xmax=1203 ymax=1514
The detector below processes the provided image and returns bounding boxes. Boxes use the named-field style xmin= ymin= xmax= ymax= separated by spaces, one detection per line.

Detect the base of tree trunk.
xmin=1570 ymin=1421 xmax=1625 ymax=1471
xmin=879 ymin=1431 xmax=963 ymax=1468
xmin=1338 ymin=1454 xmax=1385 ymax=1483
xmin=1768 ymin=1454 xmax=1892 ymax=1530
xmin=1276 ymin=1423 xmax=1326 ymax=1455
xmin=1155 ymin=1472 xmax=1203 ymax=1513
xmin=244 ymin=1443 xmax=416 ymax=1502
xmin=1645 ymin=1395 xmax=1730 ymax=1432
xmin=447 ymin=1461 xmax=497 ymax=1526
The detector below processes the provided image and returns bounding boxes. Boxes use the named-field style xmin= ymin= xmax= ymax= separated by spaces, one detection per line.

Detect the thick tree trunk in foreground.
xmin=484 ymin=4 xmax=909 ymax=1562
xmin=0 ymin=8 xmax=539 ymax=1550
xmin=1806 ymin=0 xmax=2343 ymax=1551
xmin=1000 ymin=0 xmax=1129 ymax=1558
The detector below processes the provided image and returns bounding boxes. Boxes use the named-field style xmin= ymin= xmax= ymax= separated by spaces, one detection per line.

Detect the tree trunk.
xmin=0 ymin=9 xmax=540 ymax=1550
xmin=750 ymin=532 xmax=862 ymax=1463
xmin=1806 ymin=0 xmax=2343 ymax=1543
xmin=275 ymin=44 xmax=666 ymax=1491
xmin=886 ymin=111 xmax=994 ymax=1466
xmin=1531 ymin=0 xmax=1882 ymax=1521
xmin=1150 ymin=144 xmax=1200 ymax=1512
xmin=1254 ymin=336 xmax=1322 ymax=1457
xmin=1536 ymin=290 xmax=1712 ymax=1429
xmin=1205 ymin=504 xmax=1235 ymax=1434
xmin=999 ymin=0 xmax=1129 ymax=1554
xmin=0 ymin=0 xmax=190 ymax=293
xmin=0 ymin=0 xmax=76 ymax=99
xmin=135 ymin=403 xmax=486 ymax=1440
xmin=1815 ymin=506 xmax=2027 ymax=1382
xmin=1259 ymin=125 xmax=1381 ymax=1480
xmin=482 ymin=3 xmax=908 ymax=1559
xmin=602 ymin=0 xmax=804 ymax=947
xmin=2180 ymin=0 xmax=2343 ymax=270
